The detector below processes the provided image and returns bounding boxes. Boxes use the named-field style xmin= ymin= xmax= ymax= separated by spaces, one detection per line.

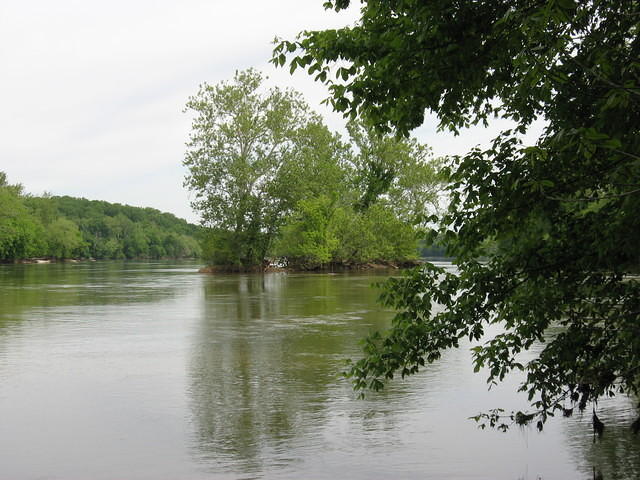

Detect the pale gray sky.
xmin=0 ymin=1 xmax=541 ymax=223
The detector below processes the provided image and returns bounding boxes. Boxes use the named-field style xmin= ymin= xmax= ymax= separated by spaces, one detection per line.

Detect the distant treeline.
xmin=0 ymin=172 xmax=201 ymax=261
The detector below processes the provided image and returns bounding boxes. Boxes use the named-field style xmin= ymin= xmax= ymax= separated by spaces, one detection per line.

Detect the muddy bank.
xmin=198 ymin=259 xmax=422 ymax=274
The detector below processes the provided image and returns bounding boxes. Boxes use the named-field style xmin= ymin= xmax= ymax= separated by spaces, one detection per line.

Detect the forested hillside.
xmin=0 ymin=172 xmax=201 ymax=261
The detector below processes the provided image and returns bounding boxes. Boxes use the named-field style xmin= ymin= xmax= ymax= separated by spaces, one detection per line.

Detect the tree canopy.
xmin=184 ymin=69 xmax=315 ymax=267
xmin=276 ymin=0 xmax=640 ymax=432
xmin=184 ymin=70 xmax=443 ymax=270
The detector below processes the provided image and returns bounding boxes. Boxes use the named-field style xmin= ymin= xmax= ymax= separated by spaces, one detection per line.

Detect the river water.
xmin=0 ymin=261 xmax=638 ymax=479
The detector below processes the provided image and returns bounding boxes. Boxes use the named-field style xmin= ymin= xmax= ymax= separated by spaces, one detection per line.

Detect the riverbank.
xmin=0 ymin=258 xmax=90 ymax=264
xmin=198 ymin=259 xmax=423 ymax=274
xmin=2 ymin=257 xmax=199 ymax=265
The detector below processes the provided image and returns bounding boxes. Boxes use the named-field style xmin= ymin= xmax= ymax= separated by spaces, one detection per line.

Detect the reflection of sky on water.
xmin=0 ymin=262 xmax=637 ymax=479
xmin=564 ymin=397 xmax=640 ymax=480
xmin=188 ymin=273 xmax=368 ymax=477
xmin=187 ymin=269 xmax=639 ymax=479
xmin=0 ymin=261 xmax=190 ymax=329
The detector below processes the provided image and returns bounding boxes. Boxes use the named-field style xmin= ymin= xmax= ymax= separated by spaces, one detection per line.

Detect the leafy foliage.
xmin=0 ymin=187 xmax=44 ymax=260
xmin=184 ymin=71 xmax=444 ymax=269
xmin=275 ymin=196 xmax=339 ymax=267
xmin=184 ymin=69 xmax=316 ymax=267
xmin=46 ymin=218 xmax=84 ymax=259
xmin=277 ymin=0 xmax=640 ymax=432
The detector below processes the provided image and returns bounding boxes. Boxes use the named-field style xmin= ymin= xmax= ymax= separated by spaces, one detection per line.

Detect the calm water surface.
xmin=0 ymin=261 xmax=638 ymax=479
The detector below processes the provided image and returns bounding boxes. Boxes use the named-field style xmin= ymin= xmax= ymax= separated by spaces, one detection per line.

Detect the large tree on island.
xmin=275 ymin=0 xmax=640 ymax=432
xmin=184 ymin=69 xmax=319 ymax=267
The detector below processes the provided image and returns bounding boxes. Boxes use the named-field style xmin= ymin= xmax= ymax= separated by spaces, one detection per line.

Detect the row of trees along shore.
xmin=183 ymin=69 xmax=445 ymax=271
xmin=0 ymin=172 xmax=200 ymax=262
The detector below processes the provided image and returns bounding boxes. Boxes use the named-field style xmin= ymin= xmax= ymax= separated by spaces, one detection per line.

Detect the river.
xmin=0 ymin=261 xmax=638 ymax=479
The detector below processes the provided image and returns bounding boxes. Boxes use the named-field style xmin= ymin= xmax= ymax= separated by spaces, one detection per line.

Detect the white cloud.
xmin=0 ymin=1 xmax=362 ymax=222
xmin=0 ymin=1 xmax=542 ymax=223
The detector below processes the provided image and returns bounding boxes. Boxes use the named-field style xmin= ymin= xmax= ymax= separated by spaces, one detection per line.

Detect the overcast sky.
xmin=1 ymin=1 xmax=541 ymax=224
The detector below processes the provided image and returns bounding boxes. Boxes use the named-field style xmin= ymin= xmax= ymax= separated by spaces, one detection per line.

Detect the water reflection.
xmin=188 ymin=270 xmax=640 ymax=480
xmin=1 ymin=262 xmax=639 ymax=479
xmin=537 ymin=322 xmax=640 ymax=479
xmin=0 ymin=262 xmax=186 ymax=331
xmin=188 ymin=273 xmax=395 ymax=476
xmin=563 ymin=398 xmax=640 ymax=480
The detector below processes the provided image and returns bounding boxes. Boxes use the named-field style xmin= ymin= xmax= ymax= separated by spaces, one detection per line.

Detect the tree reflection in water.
xmin=564 ymin=398 xmax=640 ymax=480
xmin=187 ymin=271 xmax=640 ymax=479
xmin=188 ymin=273 xmax=394 ymax=475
